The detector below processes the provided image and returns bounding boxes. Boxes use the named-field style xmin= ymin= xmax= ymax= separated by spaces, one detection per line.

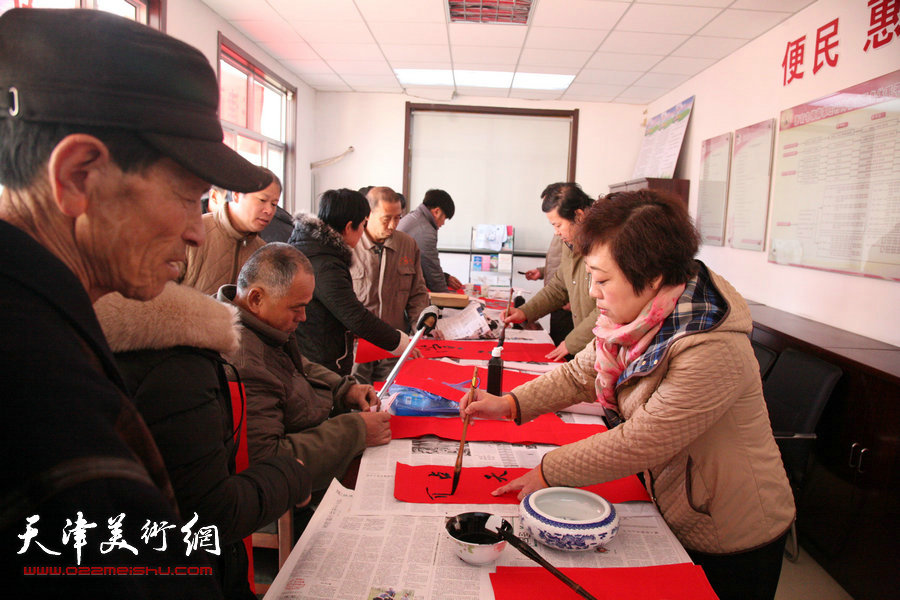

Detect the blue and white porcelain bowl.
xmin=520 ymin=487 xmax=619 ymax=552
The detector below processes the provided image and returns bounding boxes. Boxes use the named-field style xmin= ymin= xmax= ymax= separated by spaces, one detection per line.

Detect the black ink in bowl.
xmin=456 ymin=531 xmax=500 ymax=544
xmin=445 ymin=512 xmax=509 ymax=565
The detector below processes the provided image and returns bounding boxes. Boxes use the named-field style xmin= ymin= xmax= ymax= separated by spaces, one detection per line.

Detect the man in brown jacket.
xmin=181 ymin=170 xmax=282 ymax=294
xmin=220 ymin=243 xmax=391 ymax=491
xmin=350 ymin=186 xmax=430 ymax=383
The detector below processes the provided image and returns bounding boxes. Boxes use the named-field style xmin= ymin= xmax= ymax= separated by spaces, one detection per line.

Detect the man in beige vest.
xmin=350 ymin=186 xmax=429 ymax=383
xmin=181 ymin=168 xmax=282 ymax=294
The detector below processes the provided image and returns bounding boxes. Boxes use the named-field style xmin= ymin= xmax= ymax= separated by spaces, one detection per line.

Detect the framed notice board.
xmin=697 ymin=132 xmax=732 ymax=246
xmin=631 ymin=96 xmax=694 ymax=179
xmin=769 ymin=70 xmax=900 ymax=281
xmin=727 ymin=119 xmax=775 ymax=251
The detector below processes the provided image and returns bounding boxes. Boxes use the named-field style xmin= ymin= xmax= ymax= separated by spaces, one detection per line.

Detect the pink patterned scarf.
xmin=593 ymin=283 xmax=686 ymax=411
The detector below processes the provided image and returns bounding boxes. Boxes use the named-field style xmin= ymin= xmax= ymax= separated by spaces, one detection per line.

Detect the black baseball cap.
xmin=0 ymin=8 xmax=271 ymax=193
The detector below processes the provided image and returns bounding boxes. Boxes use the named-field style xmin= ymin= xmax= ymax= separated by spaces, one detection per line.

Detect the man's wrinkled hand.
xmin=346 ymin=383 xmax=378 ymax=411
xmin=359 ymin=411 xmax=391 ymax=446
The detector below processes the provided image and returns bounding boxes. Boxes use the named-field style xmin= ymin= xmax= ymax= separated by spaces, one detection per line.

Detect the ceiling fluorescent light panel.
xmin=395 ymin=68 xmax=574 ymax=91
xmin=513 ymin=72 xmax=575 ymax=90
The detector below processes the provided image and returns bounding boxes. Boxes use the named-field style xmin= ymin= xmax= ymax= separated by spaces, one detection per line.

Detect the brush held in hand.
xmin=451 ymin=366 xmax=479 ymax=495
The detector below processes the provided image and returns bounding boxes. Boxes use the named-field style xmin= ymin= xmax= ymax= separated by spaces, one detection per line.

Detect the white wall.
xmin=646 ymin=0 xmax=899 ymax=346
xmin=310 ymin=93 xmax=645 ymax=211
xmin=176 ymin=0 xmax=897 ymax=345
xmin=165 ymin=0 xmax=317 ymax=215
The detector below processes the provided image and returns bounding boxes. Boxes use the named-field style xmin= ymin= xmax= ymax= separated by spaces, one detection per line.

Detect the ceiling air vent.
xmin=448 ymin=1 xmax=533 ymax=25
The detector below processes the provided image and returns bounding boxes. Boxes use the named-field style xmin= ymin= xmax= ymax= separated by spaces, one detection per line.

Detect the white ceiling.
xmin=200 ymin=0 xmax=818 ymax=104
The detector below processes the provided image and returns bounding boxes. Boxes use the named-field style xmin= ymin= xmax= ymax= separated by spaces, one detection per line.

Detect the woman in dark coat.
xmin=95 ymin=282 xmax=311 ymax=599
xmin=289 ymin=188 xmax=411 ymax=375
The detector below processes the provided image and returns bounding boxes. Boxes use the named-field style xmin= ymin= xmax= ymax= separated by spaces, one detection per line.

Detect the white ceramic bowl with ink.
xmin=445 ymin=512 xmax=509 ymax=565
xmin=519 ymin=487 xmax=619 ymax=552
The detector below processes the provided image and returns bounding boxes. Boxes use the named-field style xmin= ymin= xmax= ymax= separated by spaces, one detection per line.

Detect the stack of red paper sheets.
xmin=357 ymin=338 xmax=563 ymax=364
xmin=374 ymin=357 xmax=544 ymax=399
xmin=394 ymin=463 xmax=651 ymax=504
xmin=490 ymin=564 xmax=719 ymax=599
xmin=390 ymin=413 xmax=606 ymax=445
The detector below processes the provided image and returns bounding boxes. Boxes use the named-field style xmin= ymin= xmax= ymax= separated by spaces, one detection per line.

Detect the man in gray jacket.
xmin=397 ymin=189 xmax=463 ymax=293
xmin=220 ymin=243 xmax=391 ymax=491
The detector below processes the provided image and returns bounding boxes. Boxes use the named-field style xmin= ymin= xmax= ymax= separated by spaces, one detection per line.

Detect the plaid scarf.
xmin=594 ymin=262 xmax=729 ymax=425
xmin=593 ymin=283 xmax=685 ymax=412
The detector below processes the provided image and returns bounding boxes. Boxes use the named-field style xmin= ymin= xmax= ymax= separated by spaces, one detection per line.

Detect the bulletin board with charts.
xmin=769 ymin=70 xmax=900 ymax=281
xmin=697 ymin=132 xmax=732 ymax=246
xmin=632 ymin=96 xmax=695 ymax=180
xmin=727 ymin=119 xmax=775 ymax=251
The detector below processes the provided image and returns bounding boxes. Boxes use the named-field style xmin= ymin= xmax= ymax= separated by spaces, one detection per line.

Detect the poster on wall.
xmin=727 ymin=119 xmax=775 ymax=251
xmin=631 ymin=96 xmax=695 ymax=179
xmin=769 ymin=70 xmax=900 ymax=281
xmin=697 ymin=132 xmax=732 ymax=246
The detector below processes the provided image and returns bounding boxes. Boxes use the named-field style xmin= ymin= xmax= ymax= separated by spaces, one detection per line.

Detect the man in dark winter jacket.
xmin=260 ymin=205 xmax=294 ymax=243
xmin=0 ymin=9 xmax=271 ymax=597
xmin=95 ymin=283 xmax=312 ymax=599
xmin=289 ymin=188 xmax=413 ymax=375
xmin=220 ymin=244 xmax=392 ymax=491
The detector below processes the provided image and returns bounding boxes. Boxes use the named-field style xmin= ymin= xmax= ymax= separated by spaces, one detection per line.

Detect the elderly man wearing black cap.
xmin=0 ymin=8 xmax=273 ymax=598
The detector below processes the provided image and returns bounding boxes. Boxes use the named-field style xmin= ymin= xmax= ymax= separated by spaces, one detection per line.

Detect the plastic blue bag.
xmin=385 ymin=385 xmax=460 ymax=417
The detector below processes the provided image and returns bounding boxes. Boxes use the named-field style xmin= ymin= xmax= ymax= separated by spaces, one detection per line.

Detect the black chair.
xmin=751 ymin=340 xmax=778 ymax=379
xmin=762 ymin=348 xmax=842 ymax=561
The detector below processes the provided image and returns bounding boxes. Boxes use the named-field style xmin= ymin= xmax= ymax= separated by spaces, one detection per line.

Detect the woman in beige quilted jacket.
xmin=461 ymin=190 xmax=795 ymax=600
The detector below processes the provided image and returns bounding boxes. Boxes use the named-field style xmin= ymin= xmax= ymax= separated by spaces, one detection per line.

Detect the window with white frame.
xmin=218 ymin=35 xmax=295 ymax=207
xmin=0 ymin=1 xmax=163 ymax=29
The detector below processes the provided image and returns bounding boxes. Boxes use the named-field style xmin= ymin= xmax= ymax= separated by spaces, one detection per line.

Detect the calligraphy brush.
xmin=498 ymin=286 xmax=514 ymax=347
xmin=487 ymin=517 xmax=599 ymax=600
xmin=450 ymin=366 xmax=479 ymax=495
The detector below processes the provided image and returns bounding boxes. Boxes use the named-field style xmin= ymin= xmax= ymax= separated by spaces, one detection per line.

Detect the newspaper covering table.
xmin=349 ymin=414 xmax=604 ymax=518
xmin=264 ymin=479 xmax=691 ymax=600
xmin=265 ymin=344 xmax=692 ymax=599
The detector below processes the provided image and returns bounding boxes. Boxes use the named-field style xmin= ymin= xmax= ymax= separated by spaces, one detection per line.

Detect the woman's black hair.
xmin=576 ymin=189 xmax=700 ymax=293
xmin=540 ymin=182 xmax=593 ymax=221
xmin=317 ymin=188 xmax=370 ymax=232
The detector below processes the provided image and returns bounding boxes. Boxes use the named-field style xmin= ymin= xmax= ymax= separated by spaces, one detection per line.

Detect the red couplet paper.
xmin=354 ymin=338 xmax=394 ymax=363
xmin=489 ymin=564 xmax=719 ymax=600
xmin=393 ymin=463 xmax=651 ymax=504
xmin=355 ymin=338 xmax=562 ymax=364
xmin=479 ymin=296 xmax=512 ymax=310
xmin=379 ymin=358 xmax=540 ymax=400
xmin=390 ymin=413 xmax=606 ymax=446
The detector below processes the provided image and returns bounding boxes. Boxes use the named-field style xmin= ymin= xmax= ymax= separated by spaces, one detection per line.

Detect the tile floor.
xmin=775 ymin=548 xmax=853 ymax=600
